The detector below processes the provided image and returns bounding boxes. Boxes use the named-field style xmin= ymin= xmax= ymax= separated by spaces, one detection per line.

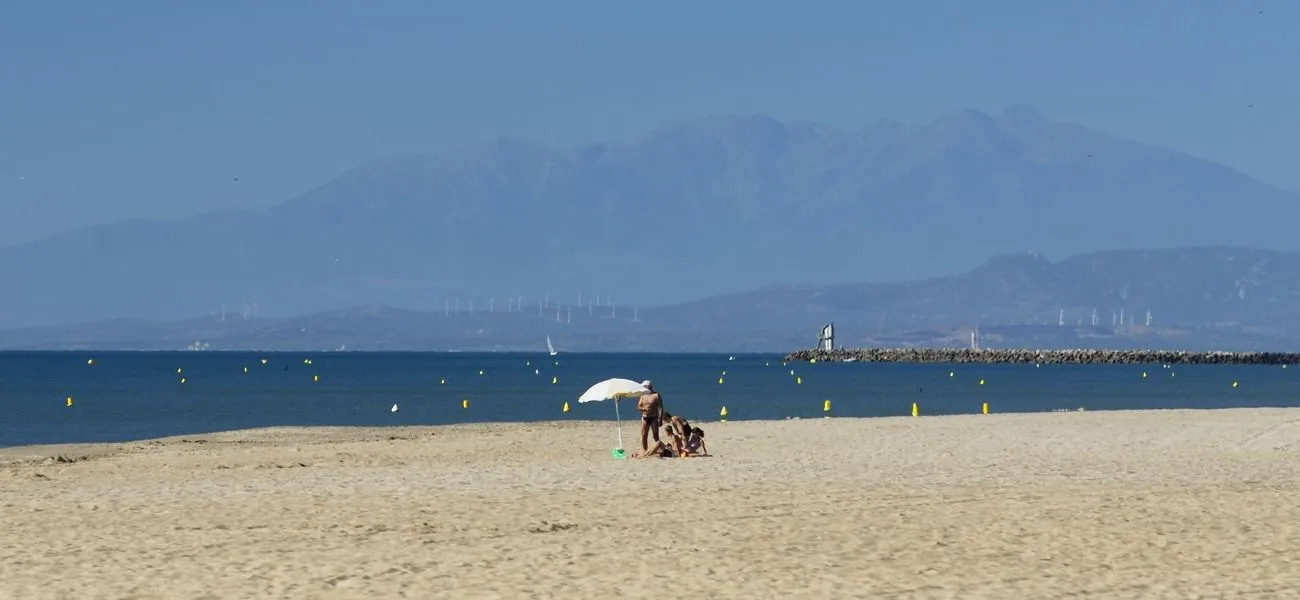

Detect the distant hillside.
xmin=1 ymin=106 xmax=1298 ymax=329
xmin=647 ymin=246 xmax=1300 ymax=336
xmin=4 ymin=247 xmax=1300 ymax=352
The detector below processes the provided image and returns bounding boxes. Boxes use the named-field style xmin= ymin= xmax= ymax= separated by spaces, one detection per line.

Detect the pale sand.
xmin=3 ymin=409 xmax=1300 ymax=599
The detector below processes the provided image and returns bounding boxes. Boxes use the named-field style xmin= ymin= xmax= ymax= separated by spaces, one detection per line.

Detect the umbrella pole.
xmin=614 ymin=397 xmax=624 ymax=450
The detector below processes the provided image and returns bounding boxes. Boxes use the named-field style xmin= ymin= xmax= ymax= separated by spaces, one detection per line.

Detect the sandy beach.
xmin=3 ymin=408 xmax=1300 ymax=599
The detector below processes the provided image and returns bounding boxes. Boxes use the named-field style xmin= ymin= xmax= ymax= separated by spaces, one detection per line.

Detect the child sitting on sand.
xmin=661 ymin=420 xmax=684 ymax=456
xmin=681 ymin=427 xmax=708 ymax=457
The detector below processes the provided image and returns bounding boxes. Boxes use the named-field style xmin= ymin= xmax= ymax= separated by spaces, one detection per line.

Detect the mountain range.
xmin=2 ymin=105 xmax=1299 ymax=333
xmin=4 ymin=246 xmax=1300 ymax=352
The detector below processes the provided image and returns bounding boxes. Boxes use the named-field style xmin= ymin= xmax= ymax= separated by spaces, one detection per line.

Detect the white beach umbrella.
xmin=578 ymin=378 xmax=650 ymax=456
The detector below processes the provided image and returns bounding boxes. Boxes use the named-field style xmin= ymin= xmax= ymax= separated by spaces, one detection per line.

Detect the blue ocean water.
xmin=2 ymin=351 xmax=1299 ymax=448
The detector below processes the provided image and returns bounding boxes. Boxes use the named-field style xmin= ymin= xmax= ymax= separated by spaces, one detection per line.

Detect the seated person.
xmin=633 ymin=440 xmax=676 ymax=458
xmin=681 ymin=427 xmax=708 ymax=457
xmin=662 ymin=421 xmax=685 ymax=456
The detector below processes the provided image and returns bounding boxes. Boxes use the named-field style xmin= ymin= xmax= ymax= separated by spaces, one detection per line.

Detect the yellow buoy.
xmin=66 ymin=396 xmax=74 ymax=407
xmin=313 ymin=375 xmax=320 ymax=383
xmin=86 ymin=359 xmax=94 ymax=366
xmin=440 ymin=378 xmax=446 ymax=385
xmin=1232 ymin=381 xmax=1239 ymax=388
xmin=180 ymin=377 xmax=186 ymax=384
xmin=720 ymin=406 xmax=728 ymax=421
xmin=949 ymin=371 xmax=954 ymax=378
xmin=462 ymin=399 xmax=469 ymax=409
xmin=177 ymin=368 xmax=183 ymax=374
xmin=979 ymin=379 xmax=985 ymax=386
xmin=1142 ymin=371 xmax=1147 ymax=378
xmin=810 ymin=358 xmax=817 ymax=364
xmin=243 ymin=366 xmax=249 ymax=373
xmin=562 ymin=402 xmax=570 ymax=413
xmin=796 ymin=376 xmax=803 ymax=385
xmin=823 ymin=399 xmax=832 ymax=413
xmin=912 ymin=402 xmax=919 ymax=417
xmin=260 ymin=358 xmax=268 ymax=365
xmin=552 ymin=376 xmax=558 ymax=384
xmin=982 ymin=402 xmax=989 ymax=414
xmin=718 ymin=377 xmax=724 ymax=385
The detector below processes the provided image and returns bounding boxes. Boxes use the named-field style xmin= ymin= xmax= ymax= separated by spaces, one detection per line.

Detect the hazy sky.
xmin=2 ymin=0 xmax=1296 ymax=246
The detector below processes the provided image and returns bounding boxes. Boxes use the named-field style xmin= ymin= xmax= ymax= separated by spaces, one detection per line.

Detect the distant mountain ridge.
xmin=645 ymin=246 xmax=1300 ymax=340
xmin=5 ymin=247 xmax=1300 ymax=352
xmin=2 ymin=106 xmax=1298 ymax=329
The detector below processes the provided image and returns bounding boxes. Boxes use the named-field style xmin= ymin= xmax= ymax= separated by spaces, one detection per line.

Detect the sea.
xmin=2 ymin=351 xmax=1299 ymax=448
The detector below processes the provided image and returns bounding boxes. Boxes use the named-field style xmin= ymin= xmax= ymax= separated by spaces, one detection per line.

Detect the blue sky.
xmin=2 ymin=0 xmax=1296 ymax=246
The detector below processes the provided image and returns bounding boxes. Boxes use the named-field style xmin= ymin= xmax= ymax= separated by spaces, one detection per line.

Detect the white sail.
xmin=547 ymin=334 xmax=557 ymax=356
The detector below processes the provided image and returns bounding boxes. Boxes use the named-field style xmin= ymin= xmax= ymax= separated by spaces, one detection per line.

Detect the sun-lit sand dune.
xmin=3 ymin=408 xmax=1300 ymax=599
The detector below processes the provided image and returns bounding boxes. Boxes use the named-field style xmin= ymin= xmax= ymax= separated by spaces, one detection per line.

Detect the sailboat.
xmin=547 ymin=334 xmax=558 ymax=356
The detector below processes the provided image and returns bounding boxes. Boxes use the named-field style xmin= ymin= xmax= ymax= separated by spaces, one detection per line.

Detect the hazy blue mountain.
xmin=3 ymin=106 xmax=1299 ymax=329
xmin=643 ymin=246 xmax=1300 ymax=347
xmin=5 ymin=247 xmax=1300 ymax=352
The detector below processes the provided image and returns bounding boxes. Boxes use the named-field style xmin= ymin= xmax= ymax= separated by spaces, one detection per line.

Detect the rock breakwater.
xmin=783 ymin=348 xmax=1300 ymax=365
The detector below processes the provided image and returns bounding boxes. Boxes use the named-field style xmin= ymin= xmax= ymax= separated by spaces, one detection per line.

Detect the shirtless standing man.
xmin=637 ymin=380 xmax=664 ymax=451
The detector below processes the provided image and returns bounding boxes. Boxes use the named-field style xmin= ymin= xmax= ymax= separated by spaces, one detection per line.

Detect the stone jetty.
xmin=783 ymin=348 xmax=1300 ymax=365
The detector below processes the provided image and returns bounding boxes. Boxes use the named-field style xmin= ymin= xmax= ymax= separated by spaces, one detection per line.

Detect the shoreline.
xmin=785 ymin=347 xmax=1300 ymax=364
xmin=4 ymin=405 xmax=1297 ymax=458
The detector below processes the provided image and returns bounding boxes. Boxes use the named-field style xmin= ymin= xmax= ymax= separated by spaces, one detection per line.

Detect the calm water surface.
xmin=2 ymin=351 xmax=1298 ymax=447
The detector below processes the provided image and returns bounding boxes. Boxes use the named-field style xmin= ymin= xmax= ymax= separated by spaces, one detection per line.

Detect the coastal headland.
xmin=784 ymin=347 xmax=1300 ymax=365
xmin=3 ymin=409 xmax=1300 ymax=598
